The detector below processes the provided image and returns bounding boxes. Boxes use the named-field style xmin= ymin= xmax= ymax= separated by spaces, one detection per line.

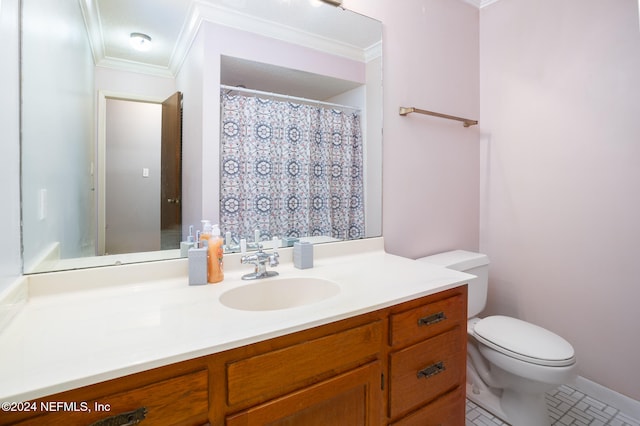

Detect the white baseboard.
xmin=574 ymin=376 xmax=640 ymax=421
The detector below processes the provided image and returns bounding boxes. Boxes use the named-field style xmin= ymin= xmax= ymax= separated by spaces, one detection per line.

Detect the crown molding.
xmin=364 ymin=41 xmax=382 ymax=64
xmin=462 ymin=0 xmax=502 ymax=8
xmin=79 ymin=0 xmax=105 ymax=68
xmin=168 ymin=0 xmax=204 ymax=76
xmin=177 ymin=0 xmax=376 ymax=67
xmin=97 ymin=57 xmax=175 ymax=78
xmin=82 ymin=0 xmax=379 ymax=78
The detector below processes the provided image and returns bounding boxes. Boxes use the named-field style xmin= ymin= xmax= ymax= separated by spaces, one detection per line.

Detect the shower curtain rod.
xmin=220 ymin=84 xmax=361 ymax=113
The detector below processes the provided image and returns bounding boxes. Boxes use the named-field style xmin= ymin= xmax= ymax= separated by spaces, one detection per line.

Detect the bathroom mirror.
xmin=20 ymin=0 xmax=382 ymax=273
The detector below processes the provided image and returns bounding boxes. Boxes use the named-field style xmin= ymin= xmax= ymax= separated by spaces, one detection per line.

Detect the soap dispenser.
xmin=208 ymin=224 xmax=224 ymax=283
xmin=188 ymin=231 xmax=208 ymax=286
xmin=199 ymin=220 xmax=224 ymax=283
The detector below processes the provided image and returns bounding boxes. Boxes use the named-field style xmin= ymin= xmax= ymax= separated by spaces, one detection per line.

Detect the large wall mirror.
xmin=21 ymin=0 xmax=382 ymax=274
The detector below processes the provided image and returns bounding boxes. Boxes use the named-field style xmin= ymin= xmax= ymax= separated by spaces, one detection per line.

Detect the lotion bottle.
xmin=208 ymin=224 xmax=224 ymax=283
xmin=199 ymin=220 xmax=213 ymax=279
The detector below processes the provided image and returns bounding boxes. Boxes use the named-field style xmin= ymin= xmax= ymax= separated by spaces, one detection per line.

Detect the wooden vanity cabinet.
xmin=1 ymin=286 xmax=466 ymax=426
xmin=387 ymin=287 xmax=467 ymax=425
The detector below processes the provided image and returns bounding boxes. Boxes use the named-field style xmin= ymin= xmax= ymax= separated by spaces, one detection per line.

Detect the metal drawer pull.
xmin=418 ymin=311 xmax=446 ymax=326
xmin=417 ymin=361 xmax=446 ymax=380
xmin=89 ymin=407 xmax=147 ymax=426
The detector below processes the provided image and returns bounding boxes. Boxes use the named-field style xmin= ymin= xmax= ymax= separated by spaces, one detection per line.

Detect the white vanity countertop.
xmin=0 ymin=238 xmax=473 ymax=402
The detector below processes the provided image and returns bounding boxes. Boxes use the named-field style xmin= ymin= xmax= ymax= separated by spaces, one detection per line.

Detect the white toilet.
xmin=419 ymin=250 xmax=577 ymax=426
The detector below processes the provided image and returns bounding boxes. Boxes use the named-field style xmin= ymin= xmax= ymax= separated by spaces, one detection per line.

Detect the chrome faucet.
xmin=240 ymin=246 xmax=279 ymax=280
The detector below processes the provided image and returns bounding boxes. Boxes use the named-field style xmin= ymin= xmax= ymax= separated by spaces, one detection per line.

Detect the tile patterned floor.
xmin=466 ymin=385 xmax=640 ymax=426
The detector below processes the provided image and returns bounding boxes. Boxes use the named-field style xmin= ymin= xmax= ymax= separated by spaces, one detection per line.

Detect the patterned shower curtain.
xmin=220 ymin=90 xmax=365 ymax=242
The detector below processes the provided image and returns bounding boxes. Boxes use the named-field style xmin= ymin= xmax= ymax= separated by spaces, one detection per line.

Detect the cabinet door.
xmin=226 ymin=362 xmax=382 ymax=426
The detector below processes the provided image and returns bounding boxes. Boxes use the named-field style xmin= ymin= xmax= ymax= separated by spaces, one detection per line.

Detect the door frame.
xmin=96 ymin=90 xmax=165 ymax=255
xmin=160 ymin=91 xmax=183 ymax=249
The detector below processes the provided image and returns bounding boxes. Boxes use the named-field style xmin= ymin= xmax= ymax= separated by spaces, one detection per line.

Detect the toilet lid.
xmin=473 ymin=316 xmax=576 ymax=367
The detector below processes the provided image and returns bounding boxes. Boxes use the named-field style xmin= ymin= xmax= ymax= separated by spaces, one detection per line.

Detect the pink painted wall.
xmin=480 ymin=0 xmax=640 ymax=401
xmin=344 ymin=0 xmax=481 ymax=259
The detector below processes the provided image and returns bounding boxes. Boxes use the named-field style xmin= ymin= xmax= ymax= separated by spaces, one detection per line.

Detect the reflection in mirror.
xmin=219 ymin=57 xmax=379 ymax=252
xmin=98 ymin=92 xmax=183 ymax=256
xmin=21 ymin=0 xmax=382 ymax=273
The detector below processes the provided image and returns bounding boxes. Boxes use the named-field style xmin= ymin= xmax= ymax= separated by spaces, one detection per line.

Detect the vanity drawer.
xmin=389 ymin=385 xmax=465 ymax=426
xmin=389 ymin=326 xmax=465 ymax=418
xmin=15 ymin=369 xmax=209 ymax=426
xmin=390 ymin=292 xmax=465 ymax=347
xmin=226 ymin=321 xmax=382 ymax=407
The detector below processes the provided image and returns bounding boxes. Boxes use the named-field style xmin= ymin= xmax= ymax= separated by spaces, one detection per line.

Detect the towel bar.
xmin=399 ymin=107 xmax=478 ymax=127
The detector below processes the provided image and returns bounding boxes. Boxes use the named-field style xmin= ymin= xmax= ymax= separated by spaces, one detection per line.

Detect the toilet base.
xmin=466 ymin=382 xmax=509 ymax=423
xmin=501 ymin=388 xmax=551 ymax=426
xmin=466 ymin=383 xmax=552 ymax=426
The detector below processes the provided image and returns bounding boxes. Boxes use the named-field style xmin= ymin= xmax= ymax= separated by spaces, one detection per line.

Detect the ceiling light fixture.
xmin=129 ymin=32 xmax=152 ymax=52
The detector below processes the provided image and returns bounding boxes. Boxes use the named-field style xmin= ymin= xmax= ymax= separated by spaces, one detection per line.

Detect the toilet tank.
xmin=417 ymin=250 xmax=489 ymax=318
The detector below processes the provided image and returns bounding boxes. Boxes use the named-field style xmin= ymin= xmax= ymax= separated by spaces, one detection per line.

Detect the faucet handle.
xmin=269 ymin=250 xmax=279 ymax=267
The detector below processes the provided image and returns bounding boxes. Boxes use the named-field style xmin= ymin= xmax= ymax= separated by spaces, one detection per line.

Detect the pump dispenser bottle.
xmin=208 ymin=224 xmax=224 ymax=283
xmin=199 ymin=220 xmax=224 ymax=283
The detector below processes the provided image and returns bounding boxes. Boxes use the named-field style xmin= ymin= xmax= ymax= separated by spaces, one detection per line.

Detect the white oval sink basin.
xmin=219 ymin=277 xmax=340 ymax=311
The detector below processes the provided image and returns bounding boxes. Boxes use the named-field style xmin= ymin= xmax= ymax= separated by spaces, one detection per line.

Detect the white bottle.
xmin=180 ymin=225 xmax=195 ymax=257
xmin=188 ymin=231 xmax=208 ymax=286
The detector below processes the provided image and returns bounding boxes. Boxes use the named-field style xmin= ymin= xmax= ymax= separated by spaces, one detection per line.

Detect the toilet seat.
xmin=473 ymin=316 xmax=575 ymax=367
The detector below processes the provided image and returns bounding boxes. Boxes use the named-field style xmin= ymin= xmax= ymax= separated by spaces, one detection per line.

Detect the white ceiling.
xmin=87 ymin=0 xmax=193 ymax=71
xmin=80 ymin=0 xmax=382 ymax=78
